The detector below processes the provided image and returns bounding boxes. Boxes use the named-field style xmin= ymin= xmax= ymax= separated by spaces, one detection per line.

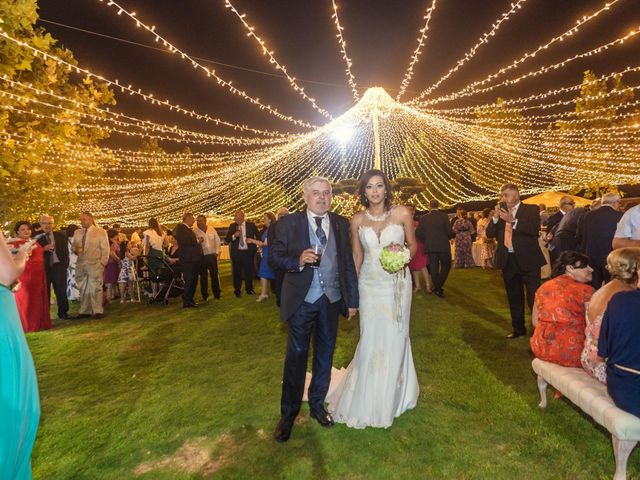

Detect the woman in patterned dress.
xmin=452 ymin=209 xmax=476 ymax=268
xmin=530 ymin=251 xmax=594 ymax=367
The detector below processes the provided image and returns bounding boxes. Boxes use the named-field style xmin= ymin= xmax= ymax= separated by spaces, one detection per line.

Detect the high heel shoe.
xmin=256 ymin=294 xmax=268 ymax=302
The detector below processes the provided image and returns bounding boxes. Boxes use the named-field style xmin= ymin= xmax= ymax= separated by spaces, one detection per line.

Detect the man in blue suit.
xmin=270 ymin=176 xmax=359 ymax=442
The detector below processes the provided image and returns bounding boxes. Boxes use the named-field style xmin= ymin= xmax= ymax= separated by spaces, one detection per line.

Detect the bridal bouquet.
xmin=379 ymin=243 xmax=410 ymax=274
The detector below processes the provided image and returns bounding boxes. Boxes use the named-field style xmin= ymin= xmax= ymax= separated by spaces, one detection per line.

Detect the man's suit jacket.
xmin=73 ymin=226 xmax=109 ymax=266
xmin=270 ymin=211 xmax=358 ymax=322
xmin=486 ymin=203 xmax=546 ymax=271
xmin=546 ymin=210 xmax=563 ymax=235
xmin=175 ymin=223 xmax=203 ymax=263
xmin=225 ymin=221 xmax=259 ymax=258
xmin=416 ymin=210 xmax=453 ymax=253
xmin=38 ymin=230 xmax=70 ymax=269
xmin=553 ymin=207 xmax=587 ymax=252
xmin=581 ymin=206 xmax=624 ymax=266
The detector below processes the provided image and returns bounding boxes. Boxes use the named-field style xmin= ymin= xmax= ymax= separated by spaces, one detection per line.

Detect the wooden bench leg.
xmin=536 ymin=375 xmax=548 ymax=408
xmin=612 ymin=436 xmax=637 ymax=480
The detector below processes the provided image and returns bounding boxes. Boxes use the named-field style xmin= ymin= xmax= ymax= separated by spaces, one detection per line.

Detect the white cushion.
xmin=532 ymin=358 xmax=640 ymax=441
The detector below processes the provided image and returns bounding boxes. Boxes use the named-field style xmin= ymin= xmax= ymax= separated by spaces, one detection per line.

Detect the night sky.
xmin=36 ymin=0 xmax=640 ymax=151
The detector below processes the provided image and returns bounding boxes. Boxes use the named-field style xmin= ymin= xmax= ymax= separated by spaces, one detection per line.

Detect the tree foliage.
xmin=0 ymin=0 xmax=115 ymax=224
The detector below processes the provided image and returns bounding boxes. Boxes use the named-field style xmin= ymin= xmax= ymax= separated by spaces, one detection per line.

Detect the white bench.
xmin=532 ymin=358 xmax=640 ymax=480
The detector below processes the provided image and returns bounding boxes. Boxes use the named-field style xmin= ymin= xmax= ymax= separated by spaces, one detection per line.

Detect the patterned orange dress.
xmin=530 ymin=275 xmax=594 ymax=367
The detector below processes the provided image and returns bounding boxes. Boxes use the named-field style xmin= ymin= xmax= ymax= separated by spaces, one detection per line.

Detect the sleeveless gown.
xmin=0 ymin=285 xmax=41 ymax=479
xmin=326 ymin=223 xmax=419 ymax=428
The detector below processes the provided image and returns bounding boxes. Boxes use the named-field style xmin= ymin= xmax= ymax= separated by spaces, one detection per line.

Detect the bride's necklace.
xmin=364 ymin=208 xmax=390 ymax=222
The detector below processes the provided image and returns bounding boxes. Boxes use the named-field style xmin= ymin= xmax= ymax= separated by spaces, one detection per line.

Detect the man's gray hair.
xmin=499 ymin=183 xmax=519 ymax=193
xmin=302 ymin=176 xmax=332 ymax=194
xmin=39 ymin=214 xmax=53 ymax=222
xmin=602 ymin=192 xmax=621 ymax=205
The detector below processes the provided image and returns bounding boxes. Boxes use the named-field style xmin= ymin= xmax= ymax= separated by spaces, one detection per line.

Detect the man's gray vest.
xmin=304 ymin=219 xmax=342 ymax=304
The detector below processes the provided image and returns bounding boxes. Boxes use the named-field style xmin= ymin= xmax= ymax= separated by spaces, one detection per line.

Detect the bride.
xmin=326 ymin=169 xmax=419 ymax=428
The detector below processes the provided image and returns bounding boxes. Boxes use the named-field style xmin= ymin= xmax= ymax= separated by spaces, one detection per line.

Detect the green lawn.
xmin=27 ymin=264 xmax=639 ymax=479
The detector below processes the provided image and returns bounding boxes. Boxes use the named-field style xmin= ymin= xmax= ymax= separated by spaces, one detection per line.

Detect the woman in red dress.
xmin=408 ymin=208 xmax=432 ymax=293
xmin=530 ymin=251 xmax=594 ymax=367
xmin=10 ymin=221 xmax=51 ymax=333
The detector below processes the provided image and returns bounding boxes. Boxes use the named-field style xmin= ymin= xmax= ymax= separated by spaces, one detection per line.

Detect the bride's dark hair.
xmin=358 ymin=169 xmax=393 ymax=210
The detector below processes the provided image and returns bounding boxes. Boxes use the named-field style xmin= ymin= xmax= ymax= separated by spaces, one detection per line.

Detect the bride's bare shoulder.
xmin=351 ymin=211 xmax=365 ymax=225
xmin=390 ymin=205 xmax=411 ymax=221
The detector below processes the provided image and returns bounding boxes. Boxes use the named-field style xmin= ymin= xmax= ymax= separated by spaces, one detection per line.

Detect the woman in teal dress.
xmin=0 ymin=230 xmax=40 ymax=480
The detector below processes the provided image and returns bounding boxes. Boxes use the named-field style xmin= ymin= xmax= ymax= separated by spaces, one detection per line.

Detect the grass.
xmin=27 ymin=263 xmax=639 ymax=479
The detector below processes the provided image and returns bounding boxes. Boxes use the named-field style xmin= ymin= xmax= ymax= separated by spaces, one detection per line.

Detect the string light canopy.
xmin=6 ymin=2 xmax=640 ymax=225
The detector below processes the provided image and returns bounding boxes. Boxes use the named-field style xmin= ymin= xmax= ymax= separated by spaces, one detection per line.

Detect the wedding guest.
xmin=580 ymin=192 xmax=623 ymax=288
xmin=475 ymin=208 xmax=496 ymax=269
xmin=582 ymin=248 xmax=640 ymax=383
xmin=467 ymin=211 xmax=478 ymax=242
xmin=612 ymin=203 xmax=640 ymax=249
xmin=598 ymin=275 xmax=640 ymax=417
xmin=268 ymin=207 xmax=290 ymax=307
xmin=539 ymin=204 xmax=549 ymax=226
xmin=104 ymin=229 xmax=121 ymax=303
xmin=10 ymin=222 xmax=51 ymax=332
xmin=453 ymin=209 xmax=476 ymax=268
xmin=112 ymin=223 xmax=128 ymax=243
xmin=175 ymin=213 xmax=203 ymax=308
xmin=0 ymin=230 xmax=40 ymax=480
xmin=142 ymin=218 xmax=168 ymax=298
xmin=545 ymin=196 xmax=575 ymax=265
xmin=72 ymin=212 xmax=109 ymax=319
xmin=117 ymin=242 xmax=140 ymax=303
xmin=65 ymin=224 xmax=80 ymax=301
xmin=38 ymin=214 xmax=70 ymax=320
xmin=530 ymin=251 xmax=594 ymax=366
xmin=225 ymin=210 xmax=259 ymax=297
xmin=255 ymin=211 xmax=276 ymax=302
xmin=416 ymin=199 xmax=453 ymax=297
xmin=194 ymin=215 xmax=221 ymax=301
xmin=408 ymin=206 xmax=431 ymax=293
xmin=487 ymin=184 xmax=546 ymax=338
xmin=130 ymin=226 xmax=143 ymax=245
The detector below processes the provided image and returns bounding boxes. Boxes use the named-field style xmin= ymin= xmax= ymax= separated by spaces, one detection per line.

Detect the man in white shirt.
xmin=225 ymin=210 xmax=259 ymax=297
xmin=194 ymin=215 xmax=221 ymax=300
xmin=612 ymin=203 xmax=640 ymax=249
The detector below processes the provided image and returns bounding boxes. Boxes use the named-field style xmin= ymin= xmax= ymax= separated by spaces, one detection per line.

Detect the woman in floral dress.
xmin=452 ymin=209 xmax=475 ymax=268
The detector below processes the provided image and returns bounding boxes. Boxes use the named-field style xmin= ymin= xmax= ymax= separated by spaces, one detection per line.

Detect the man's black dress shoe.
xmin=506 ymin=332 xmax=525 ymax=339
xmin=183 ymin=303 xmax=198 ymax=308
xmin=58 ymin=314 xmax=70 ymax=320
xmin=214 ymin=295 xmax=221 ymax=299
xmin=234 ymin=292 xmax=241 ymax=298
xmin=93 ymin=313 xmax=104 ymax=319
xmin=310 ymin=408 xmax=335 ymax=427
xmin=246 ymin=290 xmax=256 ymax=295
xmin=75 ymin=313 xmax=91 ymax=319
xmin=434 ymin=290 xmax=444 ymax=298
xmin=273 ymin=418 xmax=294 ymax=443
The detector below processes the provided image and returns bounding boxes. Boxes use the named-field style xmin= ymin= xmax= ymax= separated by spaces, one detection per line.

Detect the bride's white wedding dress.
xmin=326 ymin=223 xmax=419 ymax=428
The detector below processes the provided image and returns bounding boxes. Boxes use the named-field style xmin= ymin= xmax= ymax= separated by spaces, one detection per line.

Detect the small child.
xmin=118 ymin=242 xmax=140 ymax=303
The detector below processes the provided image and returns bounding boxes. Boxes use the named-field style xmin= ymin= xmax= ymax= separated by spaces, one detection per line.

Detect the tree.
xmin=0 ymin=0 xmax=115 ymax=223
xmin=556 ymin=70 xmax=640 ymax=197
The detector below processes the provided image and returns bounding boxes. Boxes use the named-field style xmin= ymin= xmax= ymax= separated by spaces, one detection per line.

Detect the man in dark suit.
xmin=270 ymin=177 xmax=358 ymax=443
xmin=38 ymin=214 xmax=70 ymax=320
xmin=225 ymin=210 xmax=259 ymax=297
xmin=545 ymin=196 xmax=575 ymax=265
xmin=487 ymin=184 xmax=546 ymax=339
xmin=580 ymin=193 xmax=623 ymax=288
xmin=175 ymin=213 xmax=203 ymax=308
xmin=267 ymin=207 xmax=289 ymax=307
xmin=416 ymin=199 xmax=453 ymax=297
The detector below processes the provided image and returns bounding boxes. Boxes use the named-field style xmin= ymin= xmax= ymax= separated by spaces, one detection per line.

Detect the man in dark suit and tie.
xmin=38 ymin=214 xmax=70 ymax=320
xmin=580 ymin=193 xmax=623 ymax=288
xmin=270 ymin=176 xmax=358 ymax=443
xmin=225 ymin=210 xmax=259 ymax=297
xmin=175 ymin=213 xmax=203 ymax=308
xmin=416 ymin=199 xmax=453 ymax=297
xmin=487 ymin=184 xmax=546 ymax=339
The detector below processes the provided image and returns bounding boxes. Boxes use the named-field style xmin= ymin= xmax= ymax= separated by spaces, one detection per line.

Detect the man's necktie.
xmin=504 ymin=208 xmax=515 ymax=249
xmin=314 ymin=216 xmax=327 ymax=246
